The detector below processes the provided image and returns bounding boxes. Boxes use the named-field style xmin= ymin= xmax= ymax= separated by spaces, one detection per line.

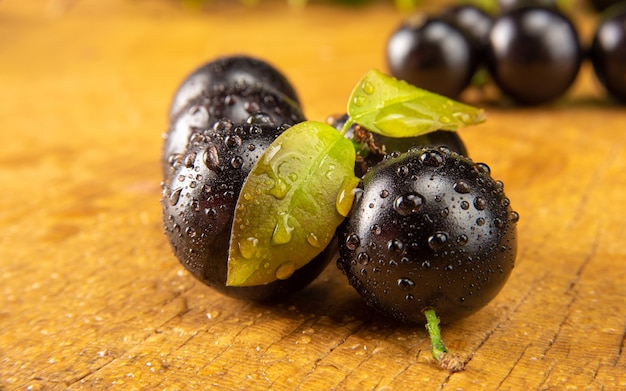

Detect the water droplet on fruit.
xmin=474 ymin=197 xmax=487 ymax=210
xmin=169 ymin=188 xmax=182 ymax=206
xmin=307 ymin=233 xmax=321 ymax=248
xmin=271 ymin=213 xmax=294 ymax=245
xmin=185 ymin=226 xmax=197 ymax=238
xmin=428 ymin=232 xmax=448 ymax=251
xmin=419 ymin=150 xmax=445 ymax=166
xmin=441 ymin=207 xmax=449 ymax=217
xmin=394 ymin=193 xmax=425 ymax=216
xmin=508 ymin=211 xmax=520 ymax=223
xmin=380 ymin=189 xmax=389 ymax=198
xmin=357 ymin=252 xmax=370 ymax=265
xmin=230 ymin=156 xmax=243 ymax=169
xmin=405 ymin=294 xmax=414 ymax=301
xmin=476 ymin=162 xmax=490 ymax=175
xmin=225 ymin=135 xmax=242 ymax=148
xmin=457 ymin=234 xmax=468 ymax=245
xmin=397 ymin=278 xmax=415 ymax=291
xmin=370 ymin=224 xmax=382 ymax=235
xmin=476 ymin=217 xmax=486 ymax=226
xmin=238 ymin=237 xmax=259 ymax=259
xmin=203 ymin=144 xmax=220 ymax=171
xmin=246 ymin=112 xmax=272 ymax=124
xmin=183 ymin=152 xmax=196 ymax=168
xmin=494 ymin=218 xmax=504 ymax=228
xmin=396 ymin=165 xmax=409 ymax=177
xmin=387 ymin=239 xmax=404 ymax=252
xmin=454 ymin=180 xmax=471 ymax=194
xmin=460 ymin=200 xmax=470 ymax=210
xmin=276 ymin=263 xmax=296 ymax=280
xmin=346 ymin=234 xmax=360 ymax=251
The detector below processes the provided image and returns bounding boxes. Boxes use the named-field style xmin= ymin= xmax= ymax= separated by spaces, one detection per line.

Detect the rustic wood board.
xmin=1 ymin=0 xmax=625 ymax=389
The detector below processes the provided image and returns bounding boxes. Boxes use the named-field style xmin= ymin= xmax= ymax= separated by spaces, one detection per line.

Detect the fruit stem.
xmin=340 ymin=117 xmax=354 ymax=136
xmin=424 ymin=308 xmax=464 ymax=372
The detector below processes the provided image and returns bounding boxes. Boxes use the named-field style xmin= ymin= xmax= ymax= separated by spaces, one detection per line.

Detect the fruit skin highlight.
xmin=168 ymin=55 xmax=302 ymax=120
xmin=162 ymin=119 xmax=333 ymax=301
xmin=486 ymin=6 xmax=583 ymax=105
xmin=337 ymin=147 xmax=518 ymax=324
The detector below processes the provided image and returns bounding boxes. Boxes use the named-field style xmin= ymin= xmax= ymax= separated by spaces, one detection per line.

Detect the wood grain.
xmin=1 ymin=0 xmax=625 ymax=389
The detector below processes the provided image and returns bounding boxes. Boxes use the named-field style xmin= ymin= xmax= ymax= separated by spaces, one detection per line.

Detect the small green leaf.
xmin=346 ymin=69 xmax=486 ymax=137
xmin=227 ymin=121 xmax=358 ymax=287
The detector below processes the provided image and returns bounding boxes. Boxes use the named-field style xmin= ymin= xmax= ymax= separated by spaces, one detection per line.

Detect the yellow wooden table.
xmin=1 ymin=0 xmax=625 ymax=389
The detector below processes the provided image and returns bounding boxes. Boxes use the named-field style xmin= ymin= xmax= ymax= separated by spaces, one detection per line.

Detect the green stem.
xmin=340 ymin=117 xmax=354 ymax=136
xmin=424 ymin=308 xmax=464 ymax=372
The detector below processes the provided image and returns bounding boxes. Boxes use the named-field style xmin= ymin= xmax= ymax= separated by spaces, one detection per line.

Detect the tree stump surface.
xmin=1 ymin=1 xmax=624 ymax=389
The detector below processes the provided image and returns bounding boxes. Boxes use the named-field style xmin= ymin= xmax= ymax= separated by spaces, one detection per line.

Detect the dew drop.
xmin=203 ymin=144 xmax=220 ymax=171
xmin=230 ymin=156 xmax=243 ymax=169
xmin=508 ymin=211 xmax=520 ymax=223
xmin=238 ymin=237 xmax=259 ymax=259
xmin=357 ymin=252 xmax=370 ymax=265
xmin=370 ymin=224 xmax=382 ymax=235
xmin=476 ymin=162 xmax=491 ymax=175
xmin=306 ymin=233 xmax=321 ymax=248
xmin=476 ymin=217 xmax=486 ymax=226
xmin=428 ymin=231 xmax=448 ymax=251
xmin=393 ymin=192 xmax=425 ymax=216
xmin=397 ymin=278 xmax=415 ymax=291
xmin=345 ymin=233 xmax=360 ymax=251
xmin=441 ymin=207 xmax=449 ymax=217
xmin=405 ymin=294 xmax=414 ymax=301
xmin=246 ymin=112 xmax=272 ymax=124
xmin=268 ymin=178 xmax=289 ymax=200
xmin=454 ymin=180 xmax=471 ymax=194
xmin=169 ymin=188 xmax=182 ymax=206
xmin=460 ymin=200 xmax=470 ymax=210
xmin=276 ymin=263 xmax=296 ymax=280
xmin=494 ymin=218 xmax=504 ymax=228
xmin=419 ymin=150 xmax=445 ymax=166
xmin=183 ymin=152 xmax=196 ymax=168
xmin=380 ymin=189 xmax=389 ymax=198
xmin=185 ymin=226 xmax=197 ymax=238
xmin=457 ymin=234 xmax=469 ymax=245
xmin=271 ymin=213 xmax=294 ymax=245
xmin=396 ymin=165 xmax=409 ymax=178
xmin=336 ymin=177 xmax=360 ymax=217
xmin=353 ymin=96 xmax=366 ymax=107
xmin=225 ymin=135 xmax=242 ymax=148
xmin=474 ymin=197 xmax=487 ymax=210
xmin=361 ymin=81 xmax=375 ymax=95
xmin=387 ymin=239 xmax=404 ymax=252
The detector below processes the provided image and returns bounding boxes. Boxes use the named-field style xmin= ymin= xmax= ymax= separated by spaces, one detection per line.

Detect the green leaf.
xmin=346 ymin=69 xmax=486 ymax=138
xmin=227 ymin=121 xmax=359 ymax=287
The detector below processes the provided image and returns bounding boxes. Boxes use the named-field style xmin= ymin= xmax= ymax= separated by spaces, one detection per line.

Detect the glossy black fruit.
xmin=162 ymin=119 xmax=333 ymax=301
xmin=386 ymin=16 xmax=479 ymax=98
xmin=498 ymin=0 xmax=558 ymax=12
xmin=330 ymin=114 xmax=468 ymax=177
xmin=440 ymin=5 xmax=494 ymax=59
xmin=590 ymin=8 xmax=626 ymax=102
xmin=162 ymin=84 xmax=305 ymax=177
xmin=487 ymin=6 xmax=583 ymax=105
xmin=169 ymin=55 xmax=301 ymax=119
xmin=337 ymin=147 xmax=518 ymax=324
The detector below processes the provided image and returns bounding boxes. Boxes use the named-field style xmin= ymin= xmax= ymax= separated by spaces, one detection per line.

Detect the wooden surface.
xmin=1 ymin=0 xmax=625 ymax=389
